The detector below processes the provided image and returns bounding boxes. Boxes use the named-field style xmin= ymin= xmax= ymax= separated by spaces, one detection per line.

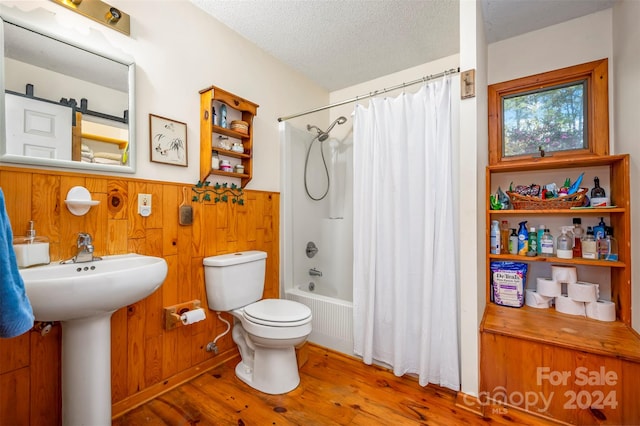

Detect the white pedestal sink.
xmin=21 ymin=253 xmax=168 ymax=426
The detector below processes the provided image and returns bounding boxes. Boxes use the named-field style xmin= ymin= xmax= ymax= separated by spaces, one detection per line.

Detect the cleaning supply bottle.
xmin=528 ymin=226 xmax=538 ymax=255
xmin=540 ymin=228 xmax=554 ymax=256
xmin=490 ymin=220 xmax=500 ymax=254
xmin=557 ymin=226 xmax=573 ymax=259
xmin=572 ymin=218 xmax=584 ymax=258
xmin=582 ymin=226 xmax=597 ymax=259
xmin=598 ymin=226 xmax=619 ymax=261
xmin=537 ymin=224 xmax=545 ymax=254
xmin=594 ymin=217 xmax=606 ymax=241
xmin=509 ymin=229 xmax=518 ymax=255
xmin=517 ymin=221 xmax=528 ymax=256
xmin=500 ymin=220 xmax=510 ymax=254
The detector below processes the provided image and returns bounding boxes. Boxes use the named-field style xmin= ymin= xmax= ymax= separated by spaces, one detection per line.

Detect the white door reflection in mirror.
xmin=0 ymin=12 xmax=135 ymax=173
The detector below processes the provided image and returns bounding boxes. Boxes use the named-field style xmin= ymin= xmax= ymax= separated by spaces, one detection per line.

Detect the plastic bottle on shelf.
xmin=556 ymin=227 xmax=573 ymax=259
xmin=500 ymin=220 xmax=510 ymax=254
xmin=582 ymin=226 xmax=597 ymax=259
xmin=220 ymin=103 xmax=228 ymax=128
xmin=537 ymin=224 xmax=545 ymax=254
xmin=509 ymin=229 xmax=518 ymax=255
xmin=594 ymin=217 xmax=606 ymax=241
xmin=598 ymin=226 xmax=619 ymax=261
xmin=490 ymin=220 xmax=500 ymax=254
xmin=527 ymin=226 xmax=538 ymax=256
xmin=540 ymin=228 xmax=554 ymax=256
xmin=572 ymin=218 xmax=584 ymax=258
xmin=517 ymin=221 xmax=528 ymax=256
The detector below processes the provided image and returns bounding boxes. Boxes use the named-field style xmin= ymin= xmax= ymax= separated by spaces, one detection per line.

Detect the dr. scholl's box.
xmin=491 ymin=261 xmax=528 ymax=308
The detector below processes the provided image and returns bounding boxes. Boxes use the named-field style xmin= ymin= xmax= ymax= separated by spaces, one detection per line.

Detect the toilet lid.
xmin=243 ymin=299 xmax=311 ymax=326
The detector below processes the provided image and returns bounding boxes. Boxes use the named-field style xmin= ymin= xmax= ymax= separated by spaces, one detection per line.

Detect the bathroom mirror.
xmin=0 ymin=14 xmax=136 ymax=173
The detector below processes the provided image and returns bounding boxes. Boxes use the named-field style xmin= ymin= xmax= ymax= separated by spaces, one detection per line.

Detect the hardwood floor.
xmin=113 ymin=344 xmax=557 ymax=425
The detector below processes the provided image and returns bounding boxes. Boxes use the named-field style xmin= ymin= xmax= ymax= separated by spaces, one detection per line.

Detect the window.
xmin=488 ymin=59 xmax=608 ymax=166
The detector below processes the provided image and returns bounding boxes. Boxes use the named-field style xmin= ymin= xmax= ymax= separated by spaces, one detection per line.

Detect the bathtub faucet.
xmin=309 ymin=267 xmax=323 ymax=277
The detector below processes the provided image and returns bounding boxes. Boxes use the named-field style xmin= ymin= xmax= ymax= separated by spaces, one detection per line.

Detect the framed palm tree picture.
xmin=149 ymin=114 xmax=188 ymax=166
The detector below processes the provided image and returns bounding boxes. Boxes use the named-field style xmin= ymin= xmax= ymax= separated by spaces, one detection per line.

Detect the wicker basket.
xmin=507 ymin=188 xmax=588 ymax=210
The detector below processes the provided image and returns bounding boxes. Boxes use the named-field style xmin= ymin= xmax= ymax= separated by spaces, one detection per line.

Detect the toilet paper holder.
xmin=164 ymin=299 xmax=202 ymax=330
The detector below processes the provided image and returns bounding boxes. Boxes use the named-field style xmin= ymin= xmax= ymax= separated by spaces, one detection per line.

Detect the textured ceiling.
xmin=191 ymin=0 xmax=616 ymax=92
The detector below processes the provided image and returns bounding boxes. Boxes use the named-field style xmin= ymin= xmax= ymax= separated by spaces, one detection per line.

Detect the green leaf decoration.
xmin=192 ymin=181 xmax=245 ymax=205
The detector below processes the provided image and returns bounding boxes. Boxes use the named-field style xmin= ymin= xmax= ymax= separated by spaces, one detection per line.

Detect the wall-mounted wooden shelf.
xmin=199 ymin=86 xmax=258 ymax=188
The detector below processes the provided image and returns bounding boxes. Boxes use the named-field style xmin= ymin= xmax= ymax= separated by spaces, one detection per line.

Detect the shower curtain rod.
xmin=277 ymin=67 xmax=460 ymax=122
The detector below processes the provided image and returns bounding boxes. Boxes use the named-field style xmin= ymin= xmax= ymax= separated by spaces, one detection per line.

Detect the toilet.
xmin=203 ymin=250 xmax=312 ymax=394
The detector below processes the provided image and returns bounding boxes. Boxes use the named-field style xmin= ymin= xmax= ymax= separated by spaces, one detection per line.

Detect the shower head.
xmin=308 ymin=116 xmax=348 ymax=142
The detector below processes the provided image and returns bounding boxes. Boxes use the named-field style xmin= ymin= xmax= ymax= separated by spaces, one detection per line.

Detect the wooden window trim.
xmin=488 ymin=58 xmax=609 ymax=166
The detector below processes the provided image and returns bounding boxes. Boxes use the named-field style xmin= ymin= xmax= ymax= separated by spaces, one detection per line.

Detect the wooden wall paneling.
xmin=107 ymin=180 xmax=128 ymax=220
xmin=574 ymin=351 xmax=623 ymax=425
xmin=87 ymin=190 xmax=109 ymax=256
xmin=202 ymin=203 xmax=217 ymax=257
xmin=0 ymin=366 xmax=30 ymax=424
xmin=144 ymin=334 xmax=162 ymax=388
xmin=246 ymin=193 xmax=257 ymax=242
xmin=111 ymin=307 xmax=129 ymax=403
xmin=126 ymin=301 xmax=146 ymax=396
xmin=29 ymin=327 xmax=61 ymax=425
xmin=144 ymin=272 xmax=164 ymax=338
xmin=177 ymin=323 xmax=192 ymax=372
xmin=216 ymin=202 xmax=229 ymax=254
xmin=227 ymin=201 xmax=238 ymax=243
xmin=0 ymin=166 xmax=282 ymax=423
xmin=622 ymin=361 xmax=640 ymax=422
xmin=162 ymin=255 xmax=180 ymax=380
xmin=190 ymin=198 xmax=204 ymax=257
xmin=263 ymin=193 xmax=274 ymax=243
xmin=147 ymin=183 xmax=164 ymax=230
xmin=31 ymin=174 xmax=60 ymax=252
xmin=107 ymin=219 xmax=128 ymax=255
xmin=128 ymin=181 xmax=146 ymax=239
xmin=85 ymin=176 xmax=107 ymax=194
xmin=0 ymin=334 xmax=29 ymax=374
xmin=144 ymin=228 xmax=164 ymax=258
xmin=59 ymin=175 xmax=88 ymax=260
xmin=0 ymin=170 xmax=32 ymax=236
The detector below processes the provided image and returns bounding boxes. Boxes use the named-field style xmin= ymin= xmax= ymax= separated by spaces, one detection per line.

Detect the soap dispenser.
xmin=13 ymin=220 xmax=50 ymax=268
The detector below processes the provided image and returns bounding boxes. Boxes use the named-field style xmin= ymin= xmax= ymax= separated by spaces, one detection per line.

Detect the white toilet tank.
xmin=203 ymin=250 xmax=267 ymax=311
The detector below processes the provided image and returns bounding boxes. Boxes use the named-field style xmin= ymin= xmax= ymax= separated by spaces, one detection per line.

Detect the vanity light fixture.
xmin=51 ymin=0 xmax=130 ymax=36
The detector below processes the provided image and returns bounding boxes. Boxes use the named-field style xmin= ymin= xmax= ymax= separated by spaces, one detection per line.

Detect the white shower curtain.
xmin=353 ymin=76 xmax=459 ymax=390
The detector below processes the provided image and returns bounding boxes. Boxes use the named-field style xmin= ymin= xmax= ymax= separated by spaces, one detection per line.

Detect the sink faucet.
xmin=309 ymin=267 xmax=323 ymax=277
xmin=74 ymin=233 xmax=97 ymax=263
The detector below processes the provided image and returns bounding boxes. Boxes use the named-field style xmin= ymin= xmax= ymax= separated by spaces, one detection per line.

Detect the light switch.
xmin=138 ymin=193 xmax=151 ymax=217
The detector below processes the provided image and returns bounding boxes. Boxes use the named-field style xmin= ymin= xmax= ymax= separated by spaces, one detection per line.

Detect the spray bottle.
xmin=517 ymin=221 xmax=529 ymax=256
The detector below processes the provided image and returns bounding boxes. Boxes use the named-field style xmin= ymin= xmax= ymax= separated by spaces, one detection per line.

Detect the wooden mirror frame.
xmin=488 ymin=58 xmax=609 ymax=166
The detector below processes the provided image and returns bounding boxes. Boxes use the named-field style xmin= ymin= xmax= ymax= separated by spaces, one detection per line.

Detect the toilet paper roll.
xmin=525 ymin=289 xmax=553 ymax=309
xmin=536 ymin=277 xmax=561 ymax=297
xmin=555 ymin=294 xmax=586 ymax=317
xmin=181 ymin=308 xmax=207 ymax=325
xmin=586 ymin=300 xmax=616 ymax=322
xmin=567 ymin=281 xmax=600 ymax=303
xmin=551 ymin=265 xmax=578 ymax=284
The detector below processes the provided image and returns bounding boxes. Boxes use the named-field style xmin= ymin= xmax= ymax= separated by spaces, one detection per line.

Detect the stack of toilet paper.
xmin=524 ymin=265 xmax=615 ymax=322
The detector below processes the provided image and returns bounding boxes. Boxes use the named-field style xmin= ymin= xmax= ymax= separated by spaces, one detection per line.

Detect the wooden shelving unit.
xmin=480 ymin=154 xmax=639 ymax=424
xmin=199 ymin=86 xmax=258 ymax=188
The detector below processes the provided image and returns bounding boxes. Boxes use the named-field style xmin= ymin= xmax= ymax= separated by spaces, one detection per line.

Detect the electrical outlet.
xmin=138 ymin=194 xmax=151 ymax=217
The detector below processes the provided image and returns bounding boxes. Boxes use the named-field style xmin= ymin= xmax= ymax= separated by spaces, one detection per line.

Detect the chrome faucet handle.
xmin=77 ymin=232 xmax=92 ymax=248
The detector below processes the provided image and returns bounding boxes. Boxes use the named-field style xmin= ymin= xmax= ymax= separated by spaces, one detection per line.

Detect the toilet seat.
xmin=243 ymin=299 xmax=311 ymax=327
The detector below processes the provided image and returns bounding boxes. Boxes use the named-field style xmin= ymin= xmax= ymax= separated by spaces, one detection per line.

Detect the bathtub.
xmin=285 ymin=284 xmax=354 ymax=355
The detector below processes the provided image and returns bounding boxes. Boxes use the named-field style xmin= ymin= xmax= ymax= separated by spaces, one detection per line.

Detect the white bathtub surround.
xmin=286 ymin=286 xmax=353 ymax=354
xmin=353 ymin=76 xmax=460 ymax=391
xmin=280 ymin=121 xmax=355 ymax=355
